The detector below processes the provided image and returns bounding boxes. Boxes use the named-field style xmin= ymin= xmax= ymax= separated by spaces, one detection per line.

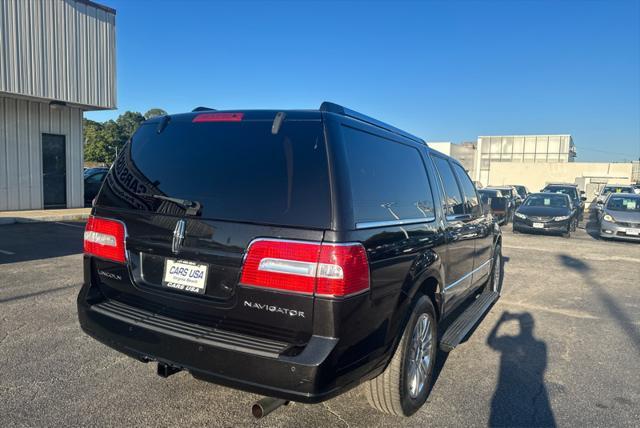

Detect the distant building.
xmin=428 ymin=135 xmax=633 ymax=196
xmin=427 ymin=141 xmax=477 ymax=177
xmin=0 ymin=0 xmax=116 ymax=211
xmin=474 ymin=135 xmax=575 ymax=186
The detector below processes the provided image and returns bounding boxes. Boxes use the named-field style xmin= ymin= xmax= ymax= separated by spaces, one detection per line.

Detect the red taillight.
xmin=192 ymin=112 xmax=244 ymax=123
xmin=316 ymin=244 xmax=370 ymax=297
xmin=83 ymin=216 xmax=126 ymax=263
xmin=240 ymin=239 xmax=370 ymax=297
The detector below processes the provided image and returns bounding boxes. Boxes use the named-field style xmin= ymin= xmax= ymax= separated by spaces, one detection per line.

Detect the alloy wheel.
xmin=493 ymin=251 xmax=502 ymax=293
xmin=407 ymin=314 xmax=434 ymax=399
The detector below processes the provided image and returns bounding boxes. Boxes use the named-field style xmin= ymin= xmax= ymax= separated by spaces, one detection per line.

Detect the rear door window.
xmin=341 ymin=125 xmax=435 ymax=225
xmin=97 ymin=118 xmax=331 ymax=228
xmin=431 ymin=155 xmax=465 ymax=216
xmin=452 ymin=163 xmax=481 ymax=217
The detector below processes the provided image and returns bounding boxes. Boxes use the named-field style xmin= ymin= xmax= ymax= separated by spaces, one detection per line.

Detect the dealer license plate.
xmin=626 ymin=229 xmax=640 ymax=236
xmin=533 ymin=222 xmax=544 ymax=229
xmin=162 ymin=259 xmax=208 ymax=294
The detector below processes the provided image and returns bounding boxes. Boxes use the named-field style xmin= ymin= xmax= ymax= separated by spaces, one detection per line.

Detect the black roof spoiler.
xmin=320 ymin=102 xmax=425 ymax=145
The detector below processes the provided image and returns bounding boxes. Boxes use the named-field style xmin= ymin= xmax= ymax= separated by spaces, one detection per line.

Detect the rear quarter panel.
xmin=320 ymin=114 xmax=447 ymax=377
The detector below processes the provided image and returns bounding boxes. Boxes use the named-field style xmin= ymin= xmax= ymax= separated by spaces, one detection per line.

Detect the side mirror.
xmin=596 ymin=200 xmax=603 ymax=204
xmin=581 ymin=196 xmax=587 ymax=201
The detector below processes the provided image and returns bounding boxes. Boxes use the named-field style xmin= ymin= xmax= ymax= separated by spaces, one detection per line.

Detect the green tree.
xmin=83 ymin=119 xmax=109 ymax=163
xmin=83 ymin=110 xmax=155 ymax=164
xmin=115 ymin=111 xmax=145 ymax=139
xmin=144 ymin=108 xmax=168 ymax=119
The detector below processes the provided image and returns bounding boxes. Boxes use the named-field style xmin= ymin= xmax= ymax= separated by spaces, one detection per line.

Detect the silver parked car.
xmin=599 ymin=193 xmax=640 ymax=242
xmin=595 ymin=184 xmax=635 ymax=211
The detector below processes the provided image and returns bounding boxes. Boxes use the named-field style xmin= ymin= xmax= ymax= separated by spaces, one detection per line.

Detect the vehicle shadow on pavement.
xmin=487 ymin=311 xmax=556 ymax=427
xmin=558 ymin=254 xmax=640 ymax=353
xmin=0 ymin=222 xmax=84 ymax=265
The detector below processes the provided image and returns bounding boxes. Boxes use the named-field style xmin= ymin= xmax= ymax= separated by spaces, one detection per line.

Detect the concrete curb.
xmin=0 ymin=213 xmax=90 ymax=225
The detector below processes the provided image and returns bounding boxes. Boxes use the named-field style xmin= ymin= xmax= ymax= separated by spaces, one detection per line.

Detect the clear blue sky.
xmin=89 ymin=0 xmax=640 ymax=162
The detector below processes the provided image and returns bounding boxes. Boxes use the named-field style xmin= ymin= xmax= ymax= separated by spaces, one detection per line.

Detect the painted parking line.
xmin=0 ymin=249 xmax=15 ymax=255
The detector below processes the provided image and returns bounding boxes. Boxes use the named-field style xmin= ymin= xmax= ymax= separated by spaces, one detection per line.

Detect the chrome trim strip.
xmin=258 ymin=258 xmax=318 ymax=277
xmin=355 ymin=217 xmax=436 ymax=230
xmin=444 ymin=258 xmax=492 ymax=291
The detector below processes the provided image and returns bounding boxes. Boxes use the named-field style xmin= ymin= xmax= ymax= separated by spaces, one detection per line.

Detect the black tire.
xmin=512 ymin=225 xmax=519 ymax=234
xmin=485 ymin=242 xmax=504 ymax=295
xmin=563 ymin=226 xmax=571 ymax=239
xmin=364 ymin=296 xmax=438 ymax=417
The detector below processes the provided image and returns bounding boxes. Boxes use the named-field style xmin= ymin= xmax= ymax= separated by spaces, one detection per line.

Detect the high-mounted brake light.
xmin=84 ymin=216 xmax=126 ymax=263
xmin=192 ymin=112 xmax=244 ymax=123
xmin=240 ymin=239 xmax=370 ymax=297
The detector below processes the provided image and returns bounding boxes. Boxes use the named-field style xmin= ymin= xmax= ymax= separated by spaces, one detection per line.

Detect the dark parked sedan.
xmin=513 ymin=193 xmax=577 ymax=238
xmin=541 ymin=184 xmax=586 ymax=221
xmin=83 ymin=167 xmax=108 ymax=206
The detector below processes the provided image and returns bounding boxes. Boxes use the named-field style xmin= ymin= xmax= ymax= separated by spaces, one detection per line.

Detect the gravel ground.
xmin=1 ymin=219 xmax=639 ymax=427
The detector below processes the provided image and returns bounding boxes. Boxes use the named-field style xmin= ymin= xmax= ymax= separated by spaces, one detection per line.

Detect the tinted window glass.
xmin=97 ymin=119 xmax=331 ymax=228
xmin=544 ymin=186 xmax=578 ymax=201
xmin=606 ymin=196 xmax=640 ymax=212
xmin=432 ymin=156 xmax=464 ymax=215
xmin=524 ymin=194 xmax=569 ymax=208
xmin=452 ymin=163 xmax=481 ymax=217
xmin=603 ymin=186 xmax=633 ymax=194
xmin=342 ymin=126 xmax=435 ymax=224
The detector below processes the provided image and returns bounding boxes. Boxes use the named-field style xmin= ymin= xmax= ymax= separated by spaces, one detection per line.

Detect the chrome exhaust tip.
xmin=251 ymin=397 xmax=289 ymax=419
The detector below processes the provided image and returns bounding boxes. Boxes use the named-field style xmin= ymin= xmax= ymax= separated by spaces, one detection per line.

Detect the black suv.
xmin=541 ymin=184 xmax=586 ymax=220
xmin=78 ymin=103 xmax=503 ymax=417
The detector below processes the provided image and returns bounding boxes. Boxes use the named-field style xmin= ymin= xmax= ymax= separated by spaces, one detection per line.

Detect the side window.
xmin=452 ymin=163 xmax=481 ymax=217
xmin=342 ymin=126 xmax=435 ymax=224
xmin=431 ymin=156 xmax=465 ymax=216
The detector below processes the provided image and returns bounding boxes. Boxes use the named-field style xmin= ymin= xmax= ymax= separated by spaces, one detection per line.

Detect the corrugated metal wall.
xmin=0 ymin=0 xmax=116 ymax=109
xmin=0 ymin=95 xmax=83 ymax=210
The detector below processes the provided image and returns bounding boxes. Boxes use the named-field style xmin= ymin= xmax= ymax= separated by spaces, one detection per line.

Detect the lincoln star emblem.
xmin=172 ymin=219 xmax=186 ymax=254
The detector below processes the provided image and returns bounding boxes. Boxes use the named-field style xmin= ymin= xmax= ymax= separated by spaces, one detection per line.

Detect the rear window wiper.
xmin=136 ymin=193 xmax=202 ymax=216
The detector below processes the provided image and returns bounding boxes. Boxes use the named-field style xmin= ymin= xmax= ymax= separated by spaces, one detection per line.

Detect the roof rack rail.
xmin=192 ymin=106 xmax=217 ymax=112
xmin=319 ymin=102 xmax=424 ymax=144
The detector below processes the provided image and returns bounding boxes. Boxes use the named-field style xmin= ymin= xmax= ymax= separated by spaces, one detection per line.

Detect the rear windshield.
xmin=543 ymin=186 xmax=577 ymax=199
xmin=524 ymin=194 xmax=569 ymax=208
xmin=96 ymin=119 xmax=331 ymax=228
xmin=606 ymin=196 xmax=640 ymax=212
xmin=603 ymin=186 xmax=633 ymax=194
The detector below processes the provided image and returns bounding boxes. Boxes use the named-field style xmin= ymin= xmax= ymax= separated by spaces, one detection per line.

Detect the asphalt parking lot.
xmin=1 ymin=217 xmax=639 ymax=427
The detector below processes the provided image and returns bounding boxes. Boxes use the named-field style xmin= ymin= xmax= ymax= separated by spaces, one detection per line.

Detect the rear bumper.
xmin=77 ymin=283 xmax=344 ymax=403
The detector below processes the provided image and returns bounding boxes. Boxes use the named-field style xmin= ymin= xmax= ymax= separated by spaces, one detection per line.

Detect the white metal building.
xmin=0 ymin=0 xmax=116 ymax=210
xmin=474 ymin=134 xmax=575 ymax=185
